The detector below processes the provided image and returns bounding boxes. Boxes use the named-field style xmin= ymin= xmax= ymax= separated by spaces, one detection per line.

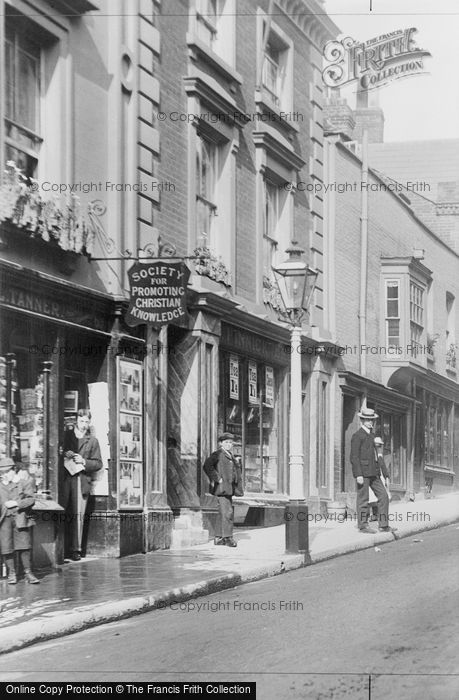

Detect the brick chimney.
xmin=353 ymin=87 xmax=384 ymax=143
xmin=324 ymin=94 xmax=356 ymax=141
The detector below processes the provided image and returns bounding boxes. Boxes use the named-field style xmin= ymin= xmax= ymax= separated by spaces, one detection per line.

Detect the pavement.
xmin=0 ymin=492 xmax=458 ymax=655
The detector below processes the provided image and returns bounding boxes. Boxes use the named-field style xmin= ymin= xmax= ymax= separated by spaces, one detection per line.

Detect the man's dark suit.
xmin=350 ymin=427 xmax=389 ymax=529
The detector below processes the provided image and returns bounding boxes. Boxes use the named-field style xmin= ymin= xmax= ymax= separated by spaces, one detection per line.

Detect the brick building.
xmin=324 ymin=100 xmax=459 ymax=508
xmin=0 ymin=0 xmax=343 ymax=562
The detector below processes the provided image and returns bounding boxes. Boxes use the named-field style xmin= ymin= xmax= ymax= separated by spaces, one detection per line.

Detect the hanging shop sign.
xmin=229 ymin=355 xmax=239 ymax=400
xmin=265 ymin=366 xmax=274 ymax=408
xmin=125 ymin=261 xmax=190 ymax=328
xmin=248 ymin=362 xmax=258 ymax=405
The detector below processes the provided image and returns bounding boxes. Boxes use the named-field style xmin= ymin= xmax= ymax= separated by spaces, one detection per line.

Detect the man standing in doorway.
xmin=61 ymin=410 xmax=102 ymax=560
xmin=350 ymin=408 xmax=393 ymax=533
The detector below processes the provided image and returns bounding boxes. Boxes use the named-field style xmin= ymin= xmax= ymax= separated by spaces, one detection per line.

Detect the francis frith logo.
xmin=323 ymin=28 xmax=431 ymax=91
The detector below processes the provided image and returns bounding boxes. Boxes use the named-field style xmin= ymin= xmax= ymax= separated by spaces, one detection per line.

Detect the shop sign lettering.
xmin=0 ymin=284 xmax=107 ymax=331
xmin=221 ymin=325 xmax=289 ymax=365
xmin=126 ymin=261 xmax=190 ymax=328
xmin=265 ymin=366 xmax=274 ymax=408
xmin=248 ymin=362 xmax=258 ymax=405
xmin=229 ymin=355 xmax=239 ymax=400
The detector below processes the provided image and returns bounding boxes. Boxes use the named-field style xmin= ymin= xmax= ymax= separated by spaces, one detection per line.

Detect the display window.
xmin=219 ymin=351 xmax=284 ymax=494
xmin=372 ymin=407 xmax=407 ymax=488
xmin=1 ymin=319 xmax=54 ymax=492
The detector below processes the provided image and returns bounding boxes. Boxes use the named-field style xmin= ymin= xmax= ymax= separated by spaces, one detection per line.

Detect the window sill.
xmin=254 ymin=88 xmax=299 ymax=134
xmin=424 ymin=465 xmax=455 ymax=475
xmin=187 ymin=33 xmax=242 ymax=86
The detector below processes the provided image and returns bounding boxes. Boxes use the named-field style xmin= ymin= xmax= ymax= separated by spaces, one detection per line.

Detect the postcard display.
xmin=117 ymin=357 xmax=144 ymax=508
xmin=0 ymin=355 xmax=45 ymax=489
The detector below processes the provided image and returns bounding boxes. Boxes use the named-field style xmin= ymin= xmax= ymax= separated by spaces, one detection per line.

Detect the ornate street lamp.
xmin=273 ymin=242 xmax=318 ymax=552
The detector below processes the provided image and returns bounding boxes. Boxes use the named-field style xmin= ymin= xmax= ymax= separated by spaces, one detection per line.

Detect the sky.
xmin=323 ymin=0 xmax=459 ymax=142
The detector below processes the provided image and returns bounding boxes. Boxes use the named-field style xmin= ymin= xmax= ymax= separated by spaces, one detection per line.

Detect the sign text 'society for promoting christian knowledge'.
xmin=125 ymin=261 xmax=190 ymax=328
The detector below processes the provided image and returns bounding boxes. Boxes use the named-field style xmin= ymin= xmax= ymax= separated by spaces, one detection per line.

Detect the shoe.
xmin=359 ymin=527 xmax=376 ymax=534
xmin=214 ymin=537 xmax=225 ymax=545
xmin=379 ymin=526 xmax=397 ymax=533
xmin=224 ymin=537 xmax=237 ymax=547
xmin=24 ymin=572 xmax=40 ymax=584
xmin=7 ymin=574 xmax=17 ymax=585
xmin=71 ymin=552 xmax=81 ymax=561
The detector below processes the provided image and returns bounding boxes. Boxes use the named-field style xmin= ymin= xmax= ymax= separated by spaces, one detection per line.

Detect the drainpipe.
xmin=359 ymin=130 xmax=369 ymax=377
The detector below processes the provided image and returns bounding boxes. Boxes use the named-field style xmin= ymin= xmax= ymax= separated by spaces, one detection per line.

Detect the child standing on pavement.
xmin=0 ymin=456 xmax=40 ymax=584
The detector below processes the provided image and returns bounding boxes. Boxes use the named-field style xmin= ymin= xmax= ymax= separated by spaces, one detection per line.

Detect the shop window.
xmin=373 ymin=409 xmax=406 ymax=487
xmin=385 ymin=280 xmax=400 ymax=349
xmin=4 ymin=17 xmax=42 ymax=178
xmin=2 ymin=322 xmax=56 ymax=493
xmin=219 ymin=352 xmax=281 ymax=494
xmin=424 ymin=394 xmax=452 ymax=469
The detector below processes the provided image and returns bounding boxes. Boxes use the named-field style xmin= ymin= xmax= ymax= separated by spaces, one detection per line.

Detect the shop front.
xmin=338 ymin=371 xmax=414 ymax=508
xmin=0 ymin=261 xmax=155 ymax=566
xmin=218 ymin=323 xmax=291 ymax=525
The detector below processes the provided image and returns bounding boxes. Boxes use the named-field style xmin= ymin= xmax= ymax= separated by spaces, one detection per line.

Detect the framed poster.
xmin=265 ymin=366 xmax=274 ymax=408
xmin=229 ymin=355 xmax=239 ymax=400
xmin=117 ymin=357 xmax=144 ymax=509
xmin=248 ymin=361 xmax=258 ymax=405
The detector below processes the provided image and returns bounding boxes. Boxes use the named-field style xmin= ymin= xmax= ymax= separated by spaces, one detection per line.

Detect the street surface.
xmin=0 ymin=526 xmax=458 ymax=699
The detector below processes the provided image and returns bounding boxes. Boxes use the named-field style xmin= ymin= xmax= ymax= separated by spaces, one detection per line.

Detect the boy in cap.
xmin=0 ymin=457 xmax=40 ymax=584
xmin=203 ymin=433 xmax=242 ymax=547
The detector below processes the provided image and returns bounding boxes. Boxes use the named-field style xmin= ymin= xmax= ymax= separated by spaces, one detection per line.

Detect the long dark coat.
xmin=62 ymin=429 xmax=102 ymax=496
xmin=203 ymin=448 xmax=242 ymax=497
xmin=350 ymin=428 xmax=379 ymax=478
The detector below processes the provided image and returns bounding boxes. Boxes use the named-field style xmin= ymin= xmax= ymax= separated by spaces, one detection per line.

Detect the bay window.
xmin=385 ymin=280 xmax=400 ymax=349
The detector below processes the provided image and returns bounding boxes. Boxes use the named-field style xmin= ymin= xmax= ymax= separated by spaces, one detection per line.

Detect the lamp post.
xmin=273 ymin=242 xmax=318 ymax=552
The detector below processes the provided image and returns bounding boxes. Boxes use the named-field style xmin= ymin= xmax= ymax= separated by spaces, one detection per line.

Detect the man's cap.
xmin=218 ymin=432 xmax=234 ymax=442
xmin=358 ymin=408 xmax=379 ymax=420
xmin=374 ymin=437 xmax=384 ymax=445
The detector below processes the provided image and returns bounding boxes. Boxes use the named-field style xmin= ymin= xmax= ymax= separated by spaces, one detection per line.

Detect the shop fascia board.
xmin=188 ymin=289 xmax=291 ymax=346
xmin=0 ymin=260 xmax=115 ymax=308
xmin=188 ymin=287 xmax=334 ymax=354
xmin=338 ymin=370 xmax=416 ymax=411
